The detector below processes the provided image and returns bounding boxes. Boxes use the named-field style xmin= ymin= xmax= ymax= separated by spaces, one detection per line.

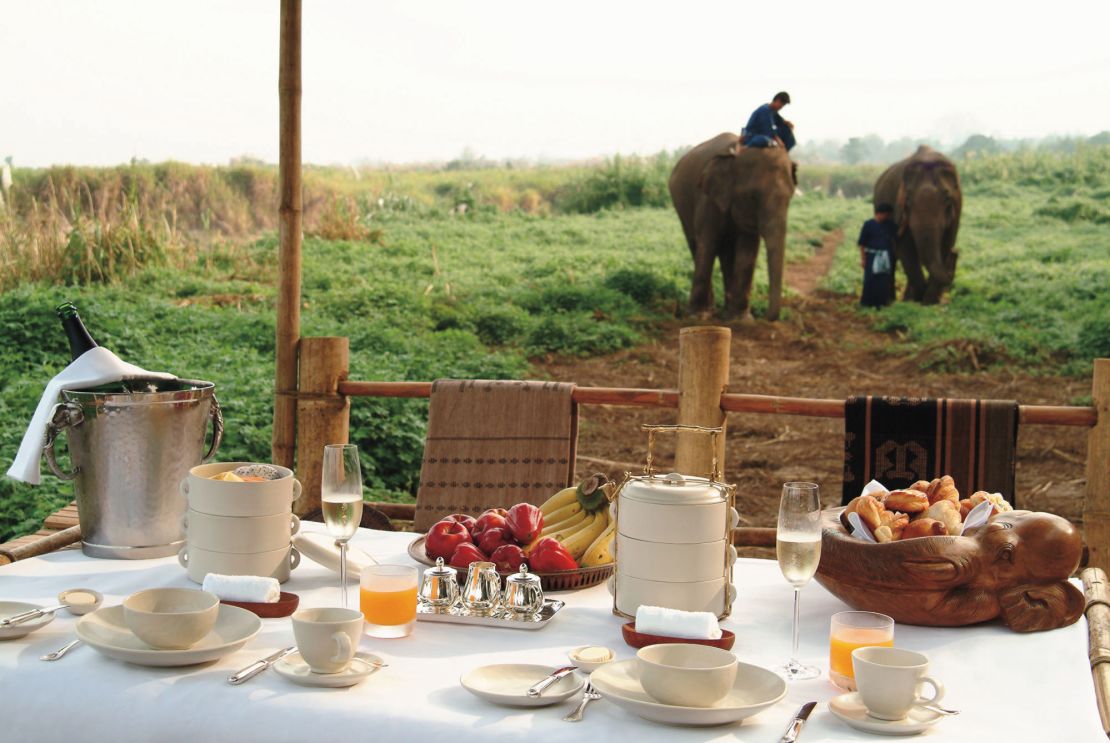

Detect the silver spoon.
xmin=0 ymin=589 xmax=103 ymax=627
xmin=40 ymin=639 xmax=83 ymax=661
xmin=919 ymin=703 xmax=960 ymax=716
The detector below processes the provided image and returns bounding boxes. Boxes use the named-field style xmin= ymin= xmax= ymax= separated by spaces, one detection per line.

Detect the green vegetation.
xmin=1 ymin=146 xmax=1107 ymax=541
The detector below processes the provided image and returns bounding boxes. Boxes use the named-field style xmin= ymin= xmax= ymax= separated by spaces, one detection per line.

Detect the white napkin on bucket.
xmin=202 ymin=574 xmax=281 ymax=603
xmin=635 ymin=605 xmax=723 ymax=640
xmin=5 ymin=347 xmax=176 ymax=485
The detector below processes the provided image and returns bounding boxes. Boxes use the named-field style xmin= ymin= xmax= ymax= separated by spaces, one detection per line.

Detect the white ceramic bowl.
xmin=617 ymin=499 xmax=737 ymax=544
xmin=179 ymin=544 xmax=301 ymax=584
xmin=184 ymin=509 xmax=300 ymax=553
xmin=568 ymin=645 xmax=615 ymax=673
xmin=614 ymin=574 xmax=734 ymax=618
xmin=636 ymin=643 xmax=739 ymax=708
xmin=616 ymin=534 xmax=736 ymax=582
xmin=123 ymin=588 xmax=219 ymax=650
xmin=181 ymin=462 xmax=301 ymax=518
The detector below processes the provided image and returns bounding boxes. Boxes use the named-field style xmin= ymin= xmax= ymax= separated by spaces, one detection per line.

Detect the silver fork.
xmin=563 ymin=682 xmax=602 ymax=722
xmin=40 ymin=639 xmax=82 ymax=661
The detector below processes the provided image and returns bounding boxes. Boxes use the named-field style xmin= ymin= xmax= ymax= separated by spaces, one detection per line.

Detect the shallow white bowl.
xmin=460 ymin=664 xmax=584 ymax=707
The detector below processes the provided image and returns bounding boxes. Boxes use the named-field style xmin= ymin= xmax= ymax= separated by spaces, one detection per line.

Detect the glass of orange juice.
xmin=829 ymin=611 xmax=894 ymax=690
xmin=360 ymin=565 xmax=418 ymax=638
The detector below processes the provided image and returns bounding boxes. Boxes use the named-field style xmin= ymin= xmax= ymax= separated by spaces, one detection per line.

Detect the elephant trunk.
xmin=764 ymin=220 xmax=786 ymax=321
xmin=908 ymin=189 xmax=952 ymax=293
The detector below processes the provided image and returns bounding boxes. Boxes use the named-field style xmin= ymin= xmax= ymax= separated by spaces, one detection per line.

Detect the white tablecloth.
xmin=0 ymin=524 xmax=1103 ymax=742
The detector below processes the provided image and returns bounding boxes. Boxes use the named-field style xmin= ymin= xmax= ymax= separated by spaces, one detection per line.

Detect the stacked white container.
xmin=177 ymin=462 xmax=302 ymax=584
xmin=610 ymin=426 xmax=739 ymax=620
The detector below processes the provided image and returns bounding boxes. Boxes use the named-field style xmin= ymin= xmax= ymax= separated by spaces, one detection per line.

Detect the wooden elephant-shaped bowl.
xmin=814 ymin=508 xmax=1085 ymax=632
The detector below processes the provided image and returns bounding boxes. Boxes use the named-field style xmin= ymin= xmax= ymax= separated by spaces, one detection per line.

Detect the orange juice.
xmin=360 ymin=586 xmax=417 ymax=626
xmin=829 ymin=627 xmax=894 ymax=681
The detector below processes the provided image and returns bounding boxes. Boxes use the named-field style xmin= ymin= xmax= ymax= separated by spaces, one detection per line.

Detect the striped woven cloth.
xmin=842 ymin=396 xmax=1019 ymax=506
xmin=413 ymin=379 xmax=578 ymax=531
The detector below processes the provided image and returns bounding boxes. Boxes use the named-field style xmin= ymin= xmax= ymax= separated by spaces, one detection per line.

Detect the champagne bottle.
xmin=56 ymin=302 xmax=98 ymax=360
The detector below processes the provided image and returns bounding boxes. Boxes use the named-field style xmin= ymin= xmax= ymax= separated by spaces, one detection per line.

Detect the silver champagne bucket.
xmin=42 ymin=379 xmax=223 ymax=559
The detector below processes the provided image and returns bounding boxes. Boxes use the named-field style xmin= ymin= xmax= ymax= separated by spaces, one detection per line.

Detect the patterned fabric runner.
xmin=413 ymin=380 xmax=578 ymax=531
xmin=842 ymin=396 xmax=1018 ymax=506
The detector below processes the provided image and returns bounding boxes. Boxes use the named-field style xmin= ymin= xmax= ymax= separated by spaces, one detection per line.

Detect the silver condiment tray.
xmin=416 ymin=599 xmax=565 ymax=630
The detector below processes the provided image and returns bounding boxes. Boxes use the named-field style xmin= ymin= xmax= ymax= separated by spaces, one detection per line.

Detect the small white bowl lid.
xmin=621 ymin=473 xmax=727 ymax=506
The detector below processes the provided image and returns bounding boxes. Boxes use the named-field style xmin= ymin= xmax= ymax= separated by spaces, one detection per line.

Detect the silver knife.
xmin=227 ymin=646 xmax=297 ymax=685
xmin=526 ymin=666 xmax=576 ymax=697
xmin=778 ymin=701 xmax=817 ymax=743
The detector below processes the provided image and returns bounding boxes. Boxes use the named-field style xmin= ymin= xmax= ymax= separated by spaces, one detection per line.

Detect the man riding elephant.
xmin=742 ymin=92 xmax=796 ymax=151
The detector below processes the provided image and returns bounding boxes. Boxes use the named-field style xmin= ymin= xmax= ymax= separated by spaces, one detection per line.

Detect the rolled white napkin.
xmin=202 ymin=573 xmax=281 ymax=603
xmin=635 ymin=605 xmax=722 ymax=640
xmin=6 ymin=347 xmax=175 ymax=484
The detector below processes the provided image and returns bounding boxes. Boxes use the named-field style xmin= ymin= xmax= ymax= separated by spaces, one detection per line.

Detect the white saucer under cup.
xmin=273 ymin=652 xmax=383 ymax=688
xmin=829 ymin=692 xmax=944 ymax=736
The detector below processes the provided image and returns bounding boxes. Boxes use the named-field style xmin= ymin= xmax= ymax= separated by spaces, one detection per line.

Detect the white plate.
xmin=292 ymin=532 xmax=377 ymax=576
xmin=0 ymin=601 xmax=55 ymax=640
xmin=461 ymin=664 xmax=584 ymax=707
xmin=76 ymin=604 xmax=261 ymax=667
xmin=828 ymin=692 xmax=944 ymax=736
xmin=589 ymin=659 xmax=786 ymax=727
xmin=273 ymin=651 xmax=384 ymax=688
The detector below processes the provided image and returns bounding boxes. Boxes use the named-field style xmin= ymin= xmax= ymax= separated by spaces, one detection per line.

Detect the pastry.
xmin=909 ymin=480 xmax=931 ymax=493
xmin=969 ymin=491 xmax=1014 ymax=516
xmin=926 ymin=476 xmax=960 ymax=505
xmin=902 ymin=518 xmax=948 ymax=539
xmin=841 ymin=495 xmax=887 ymax=533
xmin=884 ymin=489 xmax=929 ymax=514
xmin=921 ymin=499 xmax=962 ymax=536
xmin=874 ymin=525 xmax=894 ymax=543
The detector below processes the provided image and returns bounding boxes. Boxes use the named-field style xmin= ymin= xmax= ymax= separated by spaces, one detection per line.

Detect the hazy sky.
xmin=4 ymin=0 xmax=1109 ymax=167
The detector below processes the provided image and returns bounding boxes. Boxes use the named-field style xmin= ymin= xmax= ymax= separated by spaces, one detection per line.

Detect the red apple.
xmin=425 ymin=519 xmax=472 ymax=561
xmin=489 ymin=544 xmax=527 ymax=573
xmin=506 ymin=503 xmax=543 ymax=544
xmin=472 ymin=509 xmax=509 ymax=538
xmin=477 ymin=527 xmax=513 ymax=555
xmin=444 ymin=513 xmax=477 ymax=536
xmin=449 ymin=542 xmax=488 ymax=570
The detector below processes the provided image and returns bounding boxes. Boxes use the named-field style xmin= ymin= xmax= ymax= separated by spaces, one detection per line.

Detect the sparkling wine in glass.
xmin=775 ymin=481 xmax=823 ymax=681
xmin=322 ymin=444 xmax=364 ymax=608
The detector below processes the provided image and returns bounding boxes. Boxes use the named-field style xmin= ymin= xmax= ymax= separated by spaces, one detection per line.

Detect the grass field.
xmin=1 ymin=147 xmax=1107 ymax=541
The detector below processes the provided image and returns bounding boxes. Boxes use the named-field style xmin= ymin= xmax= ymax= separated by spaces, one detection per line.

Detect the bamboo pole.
xmin=0 ymin=526 xmax=82 ymax=566
xmin=295 ymin=337 xmax=350 ymax=517
xmin=272 ymin=0 xmax=302 ymax=469
xmin=675 ymin=327 xmax=731 ymax=478
xmin=335 ymin=380 xmax=1096 ymax=427
xmin=1081 ymin=567 xmax=1110 ymax=735
xmin=1084 ymin=359 xmax=1110 ymax=571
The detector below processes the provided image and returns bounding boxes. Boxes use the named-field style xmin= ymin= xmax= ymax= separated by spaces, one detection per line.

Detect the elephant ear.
xmin=698 ymin=155 xmax=735 ymax=215
xmin=997 ymin=582 xmax=1085 ymax=632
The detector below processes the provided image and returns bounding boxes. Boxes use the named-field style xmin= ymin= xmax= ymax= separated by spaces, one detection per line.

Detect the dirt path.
xmin=538 ymin=232 xmax=1089 ymax=536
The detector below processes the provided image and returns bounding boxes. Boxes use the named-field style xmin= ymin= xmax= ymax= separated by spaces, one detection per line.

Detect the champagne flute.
xmin=775 ymin=481 xmax=823 ymax=681
xmin=322 ymin=444 xmax=364 ymax=608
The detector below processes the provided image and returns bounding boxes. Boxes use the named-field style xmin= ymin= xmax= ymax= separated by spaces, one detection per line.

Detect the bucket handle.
xmin=43 ymin=402 xmax=84 ymax=481
xmin=202 ymin=395 xmax=225 ymax=464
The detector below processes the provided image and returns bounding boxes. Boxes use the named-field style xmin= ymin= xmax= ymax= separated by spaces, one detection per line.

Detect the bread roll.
xmin=884 ymin=489 xmax=929 ymax=514
xmin=926 ymin=475 xmax=959 ymax=506
xmin=901 ymin=518 xmax=948 ymax=539
xmin=841 ymin=494 xmax=887 ymax=533
xmin=909 ymin=480 xmax=931 ymax=493
xmin=923 ymin=500 xmax=962 ymax=536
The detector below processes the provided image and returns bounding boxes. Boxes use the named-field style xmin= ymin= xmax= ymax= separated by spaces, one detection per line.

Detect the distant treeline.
xmin=794 ymin=131 xmax=1110 ymax=165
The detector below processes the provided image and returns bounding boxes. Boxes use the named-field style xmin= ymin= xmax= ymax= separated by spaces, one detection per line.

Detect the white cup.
xmin=292 ymin=607 xmax=363 ymax=674
xmin=852 ymin=647 xmax=945 ymax=721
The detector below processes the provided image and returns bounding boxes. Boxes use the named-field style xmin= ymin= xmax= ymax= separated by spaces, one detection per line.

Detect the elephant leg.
xmin=731 ymin=231 xmax=760 ymax=321
xmin=898 ymin=235 xmax=927 ymax=302
xmin=718 ymin=237 xmax=738 ymax=318
xmin=760 ymin=219 xmax=787 ymax=321
xmin=689 ymin=210 xmax=723 ymax=315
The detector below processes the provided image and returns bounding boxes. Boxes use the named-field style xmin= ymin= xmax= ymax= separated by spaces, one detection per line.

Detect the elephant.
xmin=874 ymin=145 xmax=962 ymax=303
xmin=816 ymin=509 xmax=1085 ymax=632
xmin=669 ymin=133 xmax=795 ymax=320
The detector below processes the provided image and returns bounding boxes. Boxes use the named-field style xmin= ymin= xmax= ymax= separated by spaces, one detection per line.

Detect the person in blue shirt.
xmin=741 ymin=92 xmax=795 ymax=151
xmin=859 ymin=203 xmax=898 ymax=308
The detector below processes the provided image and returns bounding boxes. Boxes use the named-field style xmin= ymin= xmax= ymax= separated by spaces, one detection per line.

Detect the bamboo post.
xmin=294 ymin=337 xmax=350 ymax=517
xmin=675 ymin=326 xmax=731 ymax=479
xmin=0 ymin=526 xmax=82 ymax=566
xmin=1081 ymin=567 xmax=1110 ymax=735
xmin=1084 ymin=359 xmax=1110 ymax=571
xmin=272 ymin=0 xmax=303 ymax=469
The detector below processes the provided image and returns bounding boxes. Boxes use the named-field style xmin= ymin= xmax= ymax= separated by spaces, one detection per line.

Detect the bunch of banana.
xmin=535 ymin=474 xmax=616 ymax=566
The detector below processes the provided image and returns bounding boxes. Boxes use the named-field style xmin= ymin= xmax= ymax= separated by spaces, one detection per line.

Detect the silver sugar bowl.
xmin=419 ymin=557 xmax=459 ymax=610
xmin=502 ymin=564 xmax=544 ymax=616
xmin=462 ymin=561 xmax=501 ymax=614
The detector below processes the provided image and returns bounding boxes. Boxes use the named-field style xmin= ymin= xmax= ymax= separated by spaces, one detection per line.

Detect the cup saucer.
xmin=828 ymin=692 xmax=944 ymax=736
xmin=273 ymin=651 xmax=384 ymax=688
